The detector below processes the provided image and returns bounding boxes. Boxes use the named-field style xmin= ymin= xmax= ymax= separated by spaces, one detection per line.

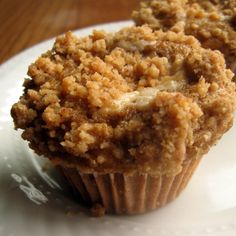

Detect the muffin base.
xmin=59 ymin=157 xmax=201 ymax=215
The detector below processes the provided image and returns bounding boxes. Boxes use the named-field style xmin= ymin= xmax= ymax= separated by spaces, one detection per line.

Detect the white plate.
xmin=1 ymin=21 xmax=236 ymax=236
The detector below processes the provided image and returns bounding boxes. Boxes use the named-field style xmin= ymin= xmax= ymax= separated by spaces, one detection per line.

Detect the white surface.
xmin=0 ymin=21 xmax=236 ymax=236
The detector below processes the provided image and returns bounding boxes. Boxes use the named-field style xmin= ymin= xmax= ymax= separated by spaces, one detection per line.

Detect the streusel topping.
xmin=11 ymin=26 xmax=236 ymax=175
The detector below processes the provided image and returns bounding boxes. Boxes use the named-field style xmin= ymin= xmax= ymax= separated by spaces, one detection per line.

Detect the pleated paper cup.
xmin=60 ymin=157 xmax=201 ymax=215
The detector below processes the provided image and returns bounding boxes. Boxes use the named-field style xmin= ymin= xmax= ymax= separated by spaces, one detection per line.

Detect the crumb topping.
xmin=11 ymin=26 xmax=236 ymax=176
xmin=132 ymin=0 xmax=236 ymax=73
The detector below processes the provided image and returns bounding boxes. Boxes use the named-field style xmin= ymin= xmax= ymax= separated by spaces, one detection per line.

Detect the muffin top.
xmin=132 ymin=0 xmax=236 ymax=73
xmin=11 ymin=26 xmax=236 ymax=176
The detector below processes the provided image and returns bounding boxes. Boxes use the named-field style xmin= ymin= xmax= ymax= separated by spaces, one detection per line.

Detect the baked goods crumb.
xmin=90 ymin=203 xmax=105 ymax=217
xmin=41 ymin=162 xmax=51 ymax=172
xmin=66 ymin=210 xmax=79 ymax=217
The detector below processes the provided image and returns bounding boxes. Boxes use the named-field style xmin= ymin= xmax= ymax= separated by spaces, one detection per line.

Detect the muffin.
xmin=132 ymin=0 xmax=236 ymax=74
xmin=11 ymin=25 xmax=236 ymax=215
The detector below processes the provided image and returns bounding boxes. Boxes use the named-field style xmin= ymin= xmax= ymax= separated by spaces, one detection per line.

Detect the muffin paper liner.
xmin=60 ymin=157 xmax=201 ymax=215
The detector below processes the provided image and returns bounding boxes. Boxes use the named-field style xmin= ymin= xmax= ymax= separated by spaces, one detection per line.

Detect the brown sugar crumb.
xmin=41 ymin=162 xmax=51 ymax=172
xmin=11 ymin=26 xmax=236 ymax=176
xmin=66 ymin=210 xmax=79 ymax=217
xmin=90 ymin=203 xmax=106 ymax=217
xmin=132 ymin=0 xmax=236 ymax=74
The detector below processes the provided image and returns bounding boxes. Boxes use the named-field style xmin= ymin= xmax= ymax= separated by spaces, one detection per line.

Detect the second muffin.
xmin=133 ymin=0 xmax=236 ymax=74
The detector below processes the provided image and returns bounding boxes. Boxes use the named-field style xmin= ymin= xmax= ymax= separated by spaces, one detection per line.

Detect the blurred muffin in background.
xmin=133 ymin=0 xmax=236 ymax=74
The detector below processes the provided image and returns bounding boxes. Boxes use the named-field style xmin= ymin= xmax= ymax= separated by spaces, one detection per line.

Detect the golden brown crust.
xmin=11 ymin=26 xmax=236 ymax=176
xmin=132 ymin=0 xmax=236 ymax=73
